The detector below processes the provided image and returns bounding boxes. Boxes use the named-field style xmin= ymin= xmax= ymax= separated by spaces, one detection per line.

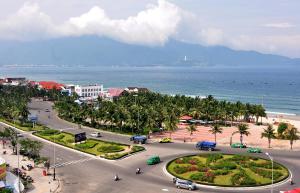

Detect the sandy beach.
xmin=152 ymin=113 xmax=300 ymax=151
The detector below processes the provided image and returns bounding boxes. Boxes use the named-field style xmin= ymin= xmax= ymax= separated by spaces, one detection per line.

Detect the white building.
xmin=74 ymin=84 xmax=104 ymax=99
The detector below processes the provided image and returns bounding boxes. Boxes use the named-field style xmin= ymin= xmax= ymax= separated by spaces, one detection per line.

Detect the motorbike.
xmin=136 ymin=168 xmax=141 ymax=175
xmin=114 ymin=175 xmax=119 ymax=181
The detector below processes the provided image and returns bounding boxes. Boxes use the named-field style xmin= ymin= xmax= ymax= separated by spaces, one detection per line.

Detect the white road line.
xmin=51 ymin=157 xmax=95 ymax=168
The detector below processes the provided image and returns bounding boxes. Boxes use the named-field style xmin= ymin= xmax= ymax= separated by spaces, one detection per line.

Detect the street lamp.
xmin=265 ymin=152 xmax=273 ymax=193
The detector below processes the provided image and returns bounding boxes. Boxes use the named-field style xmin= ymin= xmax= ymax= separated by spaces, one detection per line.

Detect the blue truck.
xmin=196 ymin=141 xmax=216 ymax=151
xmin=130 ymin=135 xmax=147 ymax=144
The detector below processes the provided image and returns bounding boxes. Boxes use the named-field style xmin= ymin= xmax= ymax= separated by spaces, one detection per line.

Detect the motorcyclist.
xmin=114 ymin=174 xmax=119 ymax=181
xmin=136 ymin=167 xmax=141 ymax=174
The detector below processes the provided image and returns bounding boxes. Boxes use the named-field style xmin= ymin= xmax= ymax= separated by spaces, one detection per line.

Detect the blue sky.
xmin=0 ymin=0 xmax=299 ymax=57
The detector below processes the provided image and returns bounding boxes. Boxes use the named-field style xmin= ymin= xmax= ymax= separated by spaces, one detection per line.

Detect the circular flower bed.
xmin=167 ymin=154 xmax=289 ymax=187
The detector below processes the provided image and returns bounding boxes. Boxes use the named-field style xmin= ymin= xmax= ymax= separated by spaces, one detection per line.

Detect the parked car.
xmin=247 ymin=147 xmax=262 ymax=153
xmin=159 ymin=138 xmax=172 ymax=143
xmin=196 ymin=141 xmax=216 ymax=151
xmin=175 ymin=179 xmax=196 ymax=191
xmin=231 ymin=143 xmax=247 ymax=148
xmin=90 ymin=132 xmax=101 ymax=138
xmin=147 ymin=155 xmax=160 ymax=165
xmin=16 ymin=133 xmax=24 ymax=137
xmin=130 ymin=135 xmax=147 ymax=144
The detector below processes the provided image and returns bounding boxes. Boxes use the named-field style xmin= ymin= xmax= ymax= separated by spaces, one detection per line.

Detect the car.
xmin=231 ymin=143 xmax=247 ymax=148
xmin=90 ymin=132 xmax=101 ymax=138
xmin=196 ymin=141 xmax=216 ymax=151
xmin=17 ymin=133 xmax=24 ymax=137
xmin=247 ymin=147 xmax=262 ymax=153
xmin=147 ymin=155 xmax=160 ymax=165
xmin=175 ymin=179 xmax=196 ymax=191
xmin=159 ymin=137 xmax=172 ymax=143
xmin=130 ymin=135 xmax=147 ymax=144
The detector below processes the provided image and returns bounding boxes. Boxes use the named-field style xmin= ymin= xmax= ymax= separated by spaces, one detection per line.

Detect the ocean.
xmin=1 ymin=65 xmax=300 ymax=115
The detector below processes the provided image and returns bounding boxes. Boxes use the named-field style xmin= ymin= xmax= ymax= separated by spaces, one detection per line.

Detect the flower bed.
xmin=167 ymin=154 xmax=289 ymax=187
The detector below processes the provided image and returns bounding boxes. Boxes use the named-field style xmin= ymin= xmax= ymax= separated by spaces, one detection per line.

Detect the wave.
xmin=266 ymin=111 xmax=297 ymax=116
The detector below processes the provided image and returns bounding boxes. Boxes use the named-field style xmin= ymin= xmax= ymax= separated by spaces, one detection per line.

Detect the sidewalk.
xmin=0 ymin=144 xmax=61 ymax=193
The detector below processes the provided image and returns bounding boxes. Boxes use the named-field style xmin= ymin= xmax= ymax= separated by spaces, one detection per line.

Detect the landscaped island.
xmin=167 ymin=154 xmax=289 ymax=187
xmin=34 ymin=129 xmax=144 ymax=159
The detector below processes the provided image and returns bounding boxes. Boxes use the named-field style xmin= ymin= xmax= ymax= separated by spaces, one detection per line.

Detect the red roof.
xmin=38 ymin=81 xmax=65 ymax=90
xmin=108 ymin=88 xmax=125 ymax=97
xmin=180 ymin=115 xmax=193 ymax=120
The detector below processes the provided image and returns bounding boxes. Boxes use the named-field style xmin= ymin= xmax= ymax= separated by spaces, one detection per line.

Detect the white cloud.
xmin=198 ymin=28 xmax=224 ymax=45
xmin=263 ymin=22 xmax=295 ymax=28
xmin=0 ymin=0 xmax=182 ymax=45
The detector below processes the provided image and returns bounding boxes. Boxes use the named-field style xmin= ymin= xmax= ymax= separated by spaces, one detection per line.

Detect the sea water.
xmin=1 ymin=65 xmax=300 ymax=115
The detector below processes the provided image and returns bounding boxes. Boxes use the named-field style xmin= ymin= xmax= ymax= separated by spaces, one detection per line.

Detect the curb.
xmin=162 ymin=157 xmax=292 ymax=191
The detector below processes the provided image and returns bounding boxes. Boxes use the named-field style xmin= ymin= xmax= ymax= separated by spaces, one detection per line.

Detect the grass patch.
xmin=167 ymin=154 xmax=289 ymax=187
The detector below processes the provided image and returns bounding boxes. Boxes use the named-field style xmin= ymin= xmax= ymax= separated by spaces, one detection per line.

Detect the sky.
xmin=0 ymin=0 xmax=299 ymax=58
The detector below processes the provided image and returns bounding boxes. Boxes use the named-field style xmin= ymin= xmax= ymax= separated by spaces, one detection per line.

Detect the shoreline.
xmin=267 ymin=113 xmax=300 ymax=121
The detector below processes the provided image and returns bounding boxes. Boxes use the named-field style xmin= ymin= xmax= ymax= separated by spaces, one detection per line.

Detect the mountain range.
xmin=0 ymin=36 xmax=299 ymax=67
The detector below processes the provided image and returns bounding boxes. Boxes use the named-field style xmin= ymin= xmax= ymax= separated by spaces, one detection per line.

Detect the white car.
xmin=90 ymin=132 xmax=101 ymax=138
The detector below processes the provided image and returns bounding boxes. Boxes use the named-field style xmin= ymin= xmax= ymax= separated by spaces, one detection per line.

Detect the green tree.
xmin=261 ymin=124 xmax=275 ymax=148
xmin=277 ymin=122 xmax=288 ymax=137
xmin=237 ymin=123 xmax=250 ymax=144
xmin=209 ymin=124 xmax=223 ymax=143
xmin=285 ymin=127 xmax=299 ymax=150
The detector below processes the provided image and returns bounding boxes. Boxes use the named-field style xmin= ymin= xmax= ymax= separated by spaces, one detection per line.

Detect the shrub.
xmin=230 ymin=155 xmax=250 ymax=162
xmin=198 ymin=167 xmax=209 ymax=172
xmin=175 ymin=159 xmax=184 ymax=164
xmin=173 ymin=166 xmax=188 ymax=174
xmin=190 ymin=171 xmax=215 ymax=183
xmin=76 ymin=141 xmax=98 ymax=149
xmin=190 ymin=172 xmax=204 ymax=180
xmin=249 ymin=167 xmax=283 ymax=180
xmin=39 ymin=129 xmax=60 ymax=136
xmin=188 ymin=158 xmax=200 ymax=165
xmin=249 ymin=162 xmax=281 ymax=169
xmin=97 ymin=145 xmax=125 ymax=153
xmin=131 ymin=145 xmax=144 ymax=153
xmin=277 ymin=123 xmax=288 ymax=135
xmin=210 ymin=161 xmax=237 ymax=170
xmin=50 ymin=134 xmax=65 ymax=141
xmin=213 ymin=170 xmax=230 ymax=176
xmin=206 ymin=153 xmax=223 ymax=164
xmin=231 ymin=169 xmax=256 ymax=186
xmin=187 ymin=165 xmax=198 ymax=172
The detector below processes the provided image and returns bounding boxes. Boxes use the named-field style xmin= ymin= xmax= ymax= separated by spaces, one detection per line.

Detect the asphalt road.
xmin=23 ymin=99 xmax=300 ymax=193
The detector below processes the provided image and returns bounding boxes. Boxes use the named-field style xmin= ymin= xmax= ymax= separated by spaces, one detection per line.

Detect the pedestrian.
xmin=290 ymin=178 xmax=294 ymax=185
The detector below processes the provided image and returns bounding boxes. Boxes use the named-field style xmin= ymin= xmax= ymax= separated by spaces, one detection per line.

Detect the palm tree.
xmin=261 ymin=124 xmax=275 ymax=148
xmin=209 ymin=124 xmax=223 ymax=143
xmin=237 ymin=123 xmax=250 ymax=144
xmin=285 ymin=127 xmax=299 ymax=150
xmin=187 ymin=124 xmax=197 ymax=141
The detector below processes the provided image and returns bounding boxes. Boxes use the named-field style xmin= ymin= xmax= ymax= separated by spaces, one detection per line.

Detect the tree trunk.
xmin=240 ymin=134 xmax=243 ymax=144
xmin=290 ymin=140 xmax=293 ymax=150
xmin=268 ymin=138 xmax=271 ymax=148
xmin=215 ymin=133 xmax=217 ymax=143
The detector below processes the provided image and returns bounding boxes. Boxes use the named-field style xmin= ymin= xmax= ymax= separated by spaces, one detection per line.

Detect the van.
xmin=175 ymin=179 xmax=196 ymax=190
xmin=196 ymin=141 xmax=216 ymax=151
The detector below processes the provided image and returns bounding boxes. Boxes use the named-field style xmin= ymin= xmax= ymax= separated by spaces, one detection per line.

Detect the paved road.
xmin=26 ymin=99 xmax=300 ymax=193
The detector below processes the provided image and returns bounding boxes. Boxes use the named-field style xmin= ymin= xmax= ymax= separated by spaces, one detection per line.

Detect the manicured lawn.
xmin=0 ymin=119 xmax=145 ymax=160
xmin=0 ymin=118 xmax=45 ymax=131
xmin=34 ymin=129 xmax=144 ymax=159
xmin=167 ymin=154 xmax=289 ymax=187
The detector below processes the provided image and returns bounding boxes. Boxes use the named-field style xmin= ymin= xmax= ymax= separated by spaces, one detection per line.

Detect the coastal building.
xmin=74 ymin=84 xmax=103 ymax=99
xmin=38 ymin=81 xmax=65 ymax=90
xmin=124 ymin=87 xmax=149 ymax=93
xmin=100 ymin=88 xmax=126 ymax=101
xmin=1 ymin=77 xmax=27 ymax=86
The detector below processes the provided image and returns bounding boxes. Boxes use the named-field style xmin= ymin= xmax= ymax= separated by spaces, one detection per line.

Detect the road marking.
xmin=51 ymin=157 xmax=95 ymax=168
xmin=161 ymin=189 xmax=169 ymax=191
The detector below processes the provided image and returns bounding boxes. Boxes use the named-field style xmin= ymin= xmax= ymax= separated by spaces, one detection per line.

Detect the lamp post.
xmin=265 ymin=152 xmax=273 ymax=193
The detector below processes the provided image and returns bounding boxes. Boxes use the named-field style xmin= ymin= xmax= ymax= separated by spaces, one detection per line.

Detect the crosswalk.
xmin=50 ymin=157 xmax=95 ymax=168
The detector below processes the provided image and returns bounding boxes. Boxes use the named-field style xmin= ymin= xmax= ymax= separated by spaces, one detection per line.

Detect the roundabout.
xmin=166 ymin=153 xmax=290 ymax=188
